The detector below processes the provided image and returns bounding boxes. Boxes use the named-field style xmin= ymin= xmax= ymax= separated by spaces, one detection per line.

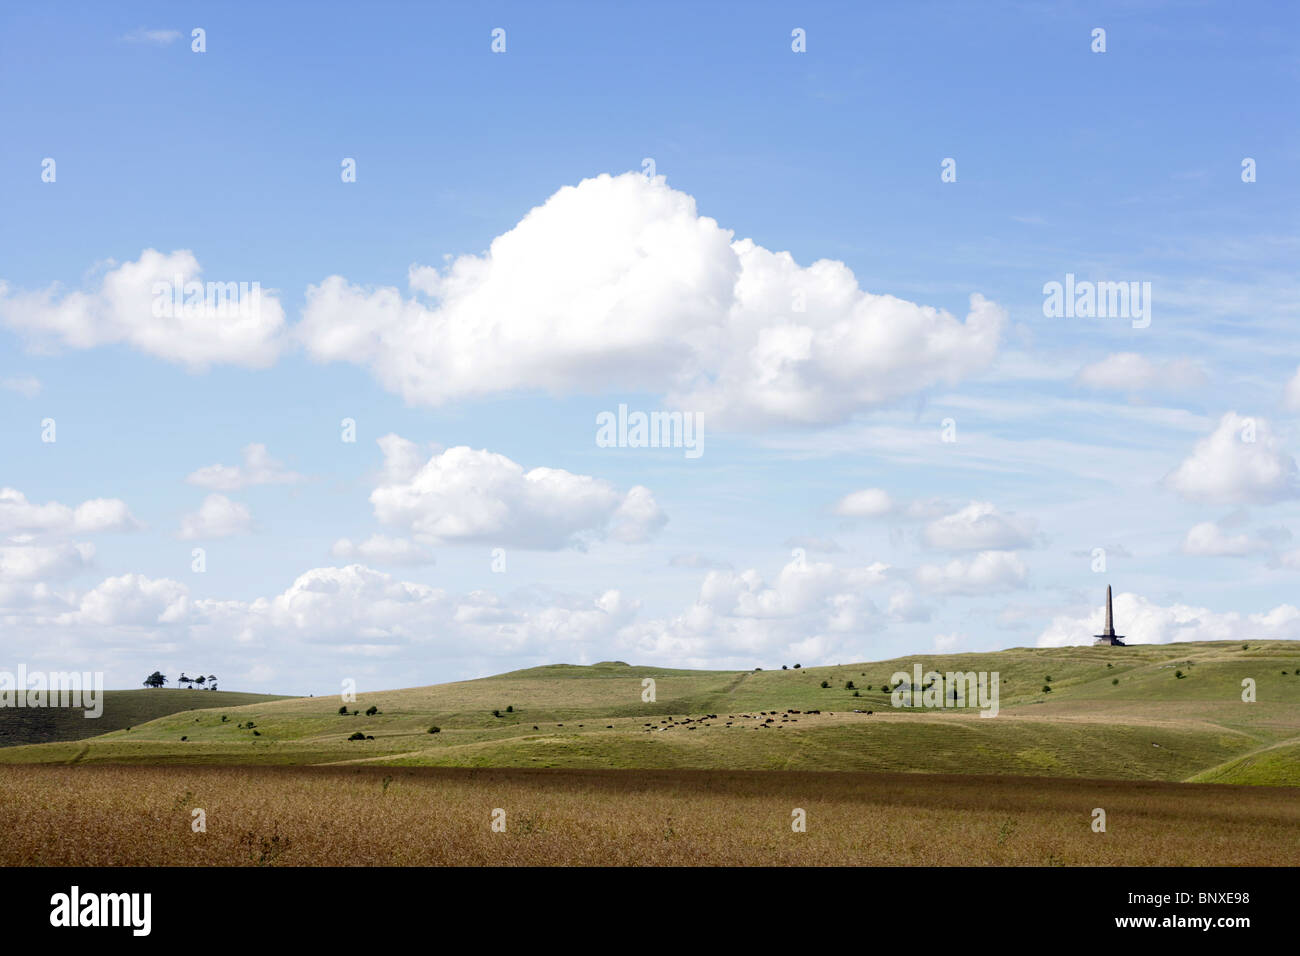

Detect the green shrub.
xmin=820 ymin=680 xmax=830 ymax=689
xmin=338 ymin=706 xmax=348 ymax=715
xmin=348 ymin=731 xmax=367 ymax=741
xmin=365 ymin=705 xmax=379 ymax=716
xmin=1042 ymin=685 xmax=1052 ymax=693
xmin=427 ymin=726 xmax=441 ymax=734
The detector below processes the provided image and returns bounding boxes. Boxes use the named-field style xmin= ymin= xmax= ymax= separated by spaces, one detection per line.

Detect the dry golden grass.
xmin=2 ymin=764 xmax=1296 ymax=866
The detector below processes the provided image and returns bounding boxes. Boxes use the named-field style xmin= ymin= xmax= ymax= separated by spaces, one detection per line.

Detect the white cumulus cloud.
xmin=1181 ymin=521 xmax=1270 ymax=557
xmin=368 ymin=437 xmax=666 ymax=549
xmin=0 ymin=488 xmax=138 ymax=535
xmin=179 ymin=494 xmax=254 ymax=540
xmin=914 ymin=551 xmax=1028 ymax=595
xmin=298 ymin=173 xmax=1004 ymax=429
xmin=0 ymin=249 xmax=284 ymax=369
xmin=1165 ymin=412 xmax=1298 ymax=504
xmin=922 ymin=501 xmax=1036 ymax=551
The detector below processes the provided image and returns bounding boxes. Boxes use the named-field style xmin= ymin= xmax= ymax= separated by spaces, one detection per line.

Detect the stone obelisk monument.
xmin=1093 ymin=585 xmax=1126 ymax=646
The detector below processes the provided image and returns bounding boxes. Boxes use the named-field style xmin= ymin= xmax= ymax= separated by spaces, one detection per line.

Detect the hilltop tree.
xmin=194 ymin=675 xmax=206 ymax=689
xmin=178 ymin=673 xmax=193 ymax=689
xmin=143 ymin=671 xmax=167 ymax=689
xmin=207 ymin=674 xmax=218 ymax=690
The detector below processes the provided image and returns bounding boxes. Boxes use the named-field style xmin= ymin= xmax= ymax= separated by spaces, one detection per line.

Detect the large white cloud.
xmin=0 ymin=488 xmax=138 ymax=535
xmin=1037 ymin=592 xmax=1300 ymax=646
xmin=298 ymin=173 xmax=1005 ymax=428
xmin=0 ymin=249 xmax=284 ymax=369
xmin=58 ymin=573 xmax=191 ymax=627
xmin=1165 ymin=412 xmax=1298 ymax=504
xmin=368 ymin=435 xmax=666 ymax=549
xmin=0 ymin=539 xmax=94 ymax=580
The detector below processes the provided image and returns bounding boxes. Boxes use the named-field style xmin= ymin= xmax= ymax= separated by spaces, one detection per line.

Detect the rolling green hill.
xmin=0 ymin=688 xmax=287 ymax=748
xmin=2 ymin=642 xmax=1297 ymax=784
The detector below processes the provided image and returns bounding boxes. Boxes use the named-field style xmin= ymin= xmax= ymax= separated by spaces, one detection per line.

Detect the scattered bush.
xmin=252 ymin=730 xmax=261 ymax=736
xmin=348 ymin=732 xmax=367 ymax=741
xmin=427 ymin=726 xmax=440 ymax=734
xmin=506 ymin=705 xmax=513 ymax=713
xmin=1112 ymin=678 xmax=1119 ymax=685
xmin=1042 ymin=685 xmax=1052 ymax=693
xmin=793 ymin=664 xmax=801 ymax=669
xmin=845 ymin=680 xmax=855 ymax=689
xmin=365 ymin=705 xmax=379 ymax=716
xmin=180 ymin=736 xmax=187 ymax=741
xmin=820 ymin=680 xmax=830 ymax=689
xmin=338 ymin=706 xmax=349 ymax=715
xmin=492 ymin=709 xmax=501 ymax=718
xmin=1175 ymin=670 xmax=1185 ymax=679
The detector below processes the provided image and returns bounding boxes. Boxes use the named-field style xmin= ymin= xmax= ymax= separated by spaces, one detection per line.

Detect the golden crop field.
xmin=2 ymin=763 xmax=1297 ymax=867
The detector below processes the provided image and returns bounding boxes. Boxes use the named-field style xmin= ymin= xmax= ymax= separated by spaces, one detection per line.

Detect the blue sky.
xmin=2 ymin=1 xmax=1298 ymax=694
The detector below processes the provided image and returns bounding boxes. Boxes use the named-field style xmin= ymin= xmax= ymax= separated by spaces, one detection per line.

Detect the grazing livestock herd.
xmin=531 ymin=708 xmax=879 ymax=736
xmin=637 ymin=708 xmax=870 ymax=732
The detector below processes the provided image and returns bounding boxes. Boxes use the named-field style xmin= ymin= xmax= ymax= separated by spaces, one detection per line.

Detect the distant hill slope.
xmin=2 ymin=643 xmax=1297 ymax=784
xmin=0 ymin=689 xmax=289 ymax=748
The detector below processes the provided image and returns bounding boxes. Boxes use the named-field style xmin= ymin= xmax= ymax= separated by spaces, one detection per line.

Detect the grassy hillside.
xmin=0 ymin=689 xmax=287 ymax=748
xmin=2 ymin=643 xmax=1297 ymax=784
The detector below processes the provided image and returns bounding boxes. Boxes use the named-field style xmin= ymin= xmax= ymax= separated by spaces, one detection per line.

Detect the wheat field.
xmin=3 ymin=764 xmax=1296 ymax=866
